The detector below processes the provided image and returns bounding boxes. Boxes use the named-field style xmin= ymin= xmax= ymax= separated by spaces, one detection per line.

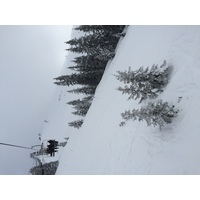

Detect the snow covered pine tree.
xmin=120 ymin=100 xmax=179 ymax=130
xmin=115 ymin=60 xmax=172 ymax=103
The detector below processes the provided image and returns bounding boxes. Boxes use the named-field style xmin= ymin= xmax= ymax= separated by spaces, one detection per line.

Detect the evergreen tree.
xmin=67 ymin=96 xmax=93 ymax=108
xmin=54 ymin=25 xmax=126 ymax=128
xmin=93 ymin=46 xmax=116 ymax=61
xmin=54 ymin=73 xmax=78 ymax=86
xmin=68 ymin=64 xmax=105 ymax=73
xmin=67 ymin=98 xmax=82 ymax=106
xmin=74 ymin=25 xmax=104 ymax=33
xmin=54 ymin=70 xmax=103 ymax=86
xmin=68 ymin=85 xmax=96 ymax=95
xmin=66 ymin=33 xmax=118 ymax=60
xmin=69 ymin=55 xmax=107 ymax=72
xmin=65 ymin=37 xmax=80 ymax=46
xmin=120 ymin=100 xmax=179 ymax=130
xmin=74 ymin=25 xmax=125 ymax=36
xmin=68 ymin=120 xmax=84 ymax=129
xmin=66 ymin=26 xmax=126 ymax=58
xmin=67 ymin=96 xmax=93 ymax=117
xmin=115 ymin=61 xmax=172 ymax=102
xmin=29 ymin=161 xmax=59 ymax=175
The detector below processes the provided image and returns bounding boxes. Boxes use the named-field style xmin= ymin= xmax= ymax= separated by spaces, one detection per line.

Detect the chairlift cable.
xmin=0 ymin=142 xmax=37 ymax=150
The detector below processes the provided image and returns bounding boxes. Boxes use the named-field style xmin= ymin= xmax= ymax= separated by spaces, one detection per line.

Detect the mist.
xmin=0 ymin=25 xmax=72 ymax=174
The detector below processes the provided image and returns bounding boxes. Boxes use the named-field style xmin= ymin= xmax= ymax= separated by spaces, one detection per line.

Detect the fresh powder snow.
xmin=40 ymin=26 xmax=200 ymax=175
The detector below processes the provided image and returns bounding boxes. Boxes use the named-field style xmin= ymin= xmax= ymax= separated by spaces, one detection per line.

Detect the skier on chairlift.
xmin=46 ymin=140 xmax=58 ymax=156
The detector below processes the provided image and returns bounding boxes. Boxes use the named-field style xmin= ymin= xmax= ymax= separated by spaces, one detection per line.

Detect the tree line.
xmin=54 ymin=25 xmax=126 ymax=128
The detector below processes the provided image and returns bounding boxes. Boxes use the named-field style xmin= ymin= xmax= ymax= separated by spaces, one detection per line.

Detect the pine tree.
xmin=54 ymin=70 xmax=103 ymax=86
xmin=54 ymin=25 xmax=126 ymax=128
xmin=53 ymin=73 xmax=78 ymax=86
xmin=67 ymin=98 xmax=82 ymax=106
xmin=70 ymin=55 xmax=107 ymax=71
xmin=74 ymin=25 xmax=125 ymax=36
xmin=68 ymin=120 xmax=84 ymax=129
xmin=120 ymin=100 xmax=179 ymax=130
xmin=68 ymin=85 xmax=96 ymax=95
xmin=115 ymin=60 xmax=172 ymax=102
xmin=67 ymin=96 xmax=93 ymax=117
xmin=66 ymin=33 xmax=118 ymax=59
xmin=65 ymin=37 xmax=80 ymax=46
xmin=74 ymin=25 xmax=104 ymax=33
xmin=67 ymin=96 xmax=93 ymax=106
xmin=69 ymin=57 xmax=106 ymax=75
xmin=68 ymin=64 xmax=105 ymax=73
xmin=93 ymin=46 xmax=116 ymax=61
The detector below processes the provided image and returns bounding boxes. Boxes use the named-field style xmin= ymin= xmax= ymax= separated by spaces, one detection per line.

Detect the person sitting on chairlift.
xmin=46 ymin=140 xmax=58 ymax=156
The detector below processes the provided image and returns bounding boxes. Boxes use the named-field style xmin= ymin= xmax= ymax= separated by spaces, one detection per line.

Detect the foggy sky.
xmin=0 ymin=25 xmax=72 ymax=174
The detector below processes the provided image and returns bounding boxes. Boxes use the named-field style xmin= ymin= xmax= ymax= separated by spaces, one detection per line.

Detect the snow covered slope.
xmin=42 ymin=26 xmax=200 ymax=174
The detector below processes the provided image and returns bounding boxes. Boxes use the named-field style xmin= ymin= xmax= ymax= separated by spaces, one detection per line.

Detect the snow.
xmin=40 ymin=26 xmax=200 ymax=174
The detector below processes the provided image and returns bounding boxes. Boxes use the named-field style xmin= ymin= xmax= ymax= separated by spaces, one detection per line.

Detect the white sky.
xmin=0 ymin=25 xmax=72 ymax=174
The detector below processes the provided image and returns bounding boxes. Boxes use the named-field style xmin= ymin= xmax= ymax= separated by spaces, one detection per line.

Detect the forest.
xmin=54 ymin=25 xmax=126 ymax=128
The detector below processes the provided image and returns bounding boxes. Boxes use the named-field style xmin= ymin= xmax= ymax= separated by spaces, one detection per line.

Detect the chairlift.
xmin=30 ymin=138 xmax=68 ymax=175
xmin=40 ymin=139 xmax=59 ymax=157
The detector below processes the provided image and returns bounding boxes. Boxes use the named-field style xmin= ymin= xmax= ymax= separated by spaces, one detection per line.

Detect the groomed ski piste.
xmin=39 ymin=26 xmax=200 ymax=175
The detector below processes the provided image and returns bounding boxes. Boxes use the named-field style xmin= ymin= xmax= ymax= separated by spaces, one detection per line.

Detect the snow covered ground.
xmin=41 ymin=26 xmax=200 ymax=174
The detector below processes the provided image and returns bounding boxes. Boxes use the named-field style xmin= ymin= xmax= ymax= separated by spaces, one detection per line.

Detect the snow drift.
xmin=41 ymin=26 xmax=200 ymax=174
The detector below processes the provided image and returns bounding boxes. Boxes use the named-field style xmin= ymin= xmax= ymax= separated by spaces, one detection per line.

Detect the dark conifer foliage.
xmin=67 ymin=96 xmax=93 ymax=109
xmin=68 ymin=120 xmax=84 ymax=129
xmin=68 ymin=96 xmax=93 ymax=126
xmin=54 ymin=70 xmax=103 ymax=86
xmin=54 ymin=25 xmax=126 ymax=128
xmin=69 ymin=55 xmax=107 ymax=72
xmin=65 ymin=33 xmax=119 ymax=59
xmin=74 ymin=25 xmax=125 ymax=36
xmin=68 ymin=85 xmax=96 ymax=95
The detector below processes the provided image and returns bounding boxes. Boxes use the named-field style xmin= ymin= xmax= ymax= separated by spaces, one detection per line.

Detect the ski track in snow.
xmin=40 ymin=26 xmax=200 ymax=175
